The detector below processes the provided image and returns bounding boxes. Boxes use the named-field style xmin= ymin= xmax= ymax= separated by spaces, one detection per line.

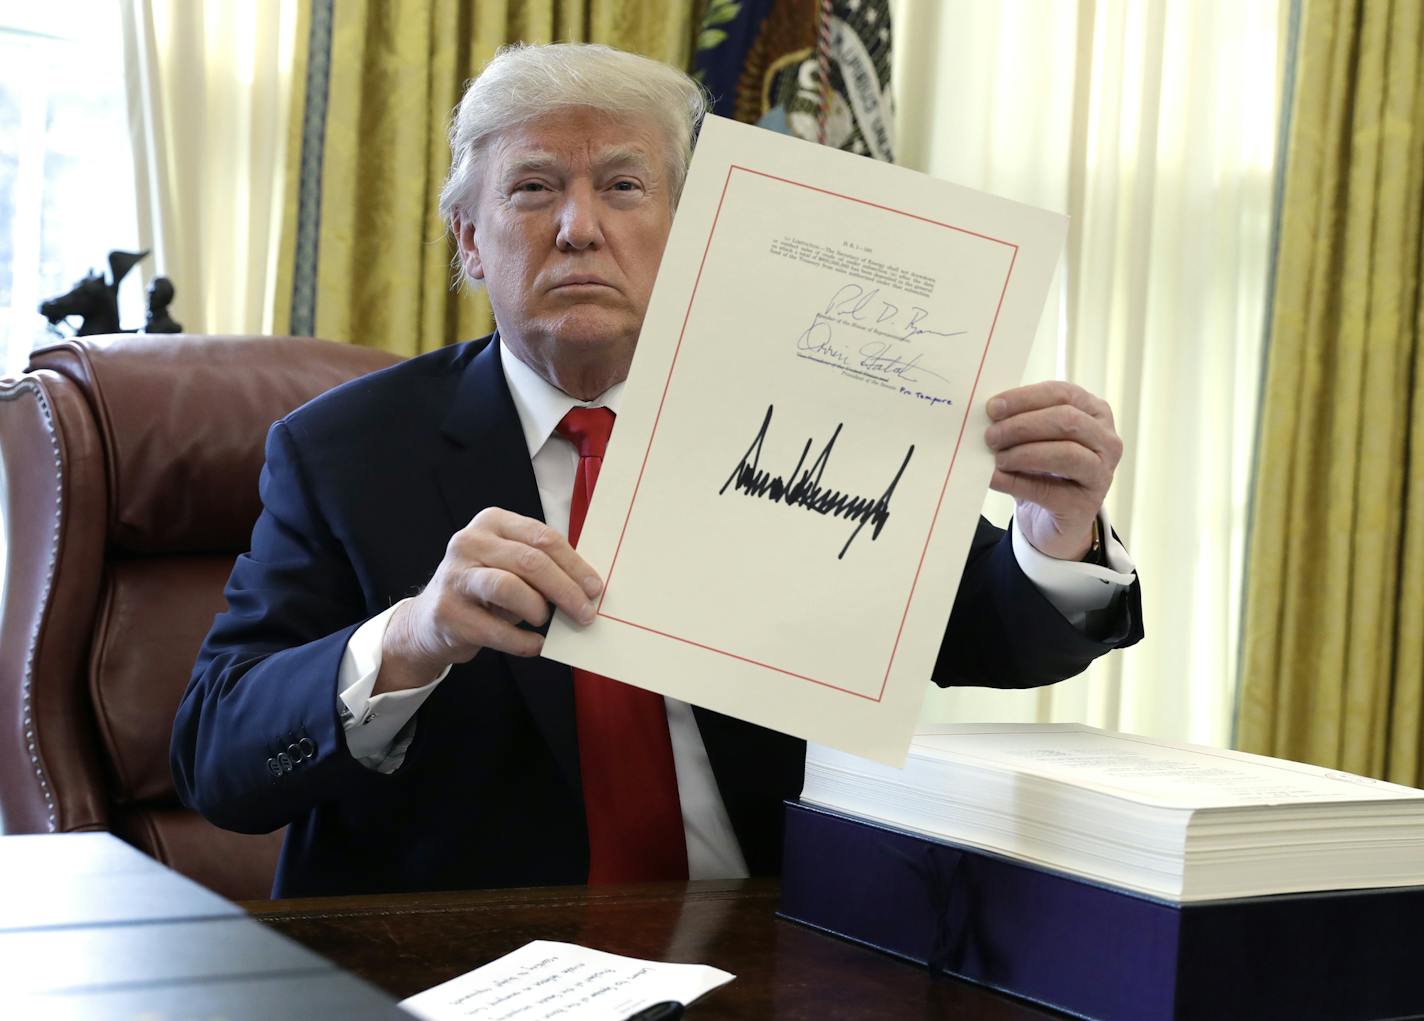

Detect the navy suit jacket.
xmin=172 ymin=337 xmax=1143 ymax=898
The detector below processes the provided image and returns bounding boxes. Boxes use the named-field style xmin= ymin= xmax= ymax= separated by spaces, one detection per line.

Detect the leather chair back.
xmin=0 ymin=334 xmax=401 ymax=899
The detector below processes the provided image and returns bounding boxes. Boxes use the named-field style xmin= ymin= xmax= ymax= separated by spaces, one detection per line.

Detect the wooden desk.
xmin=1 ymin=832 xmax=406 ymax=1018
xmin=248 ymin=879 xmax=1065 ymax=1019
xmin=1 ymin=831 xmax=1064 ymax=1018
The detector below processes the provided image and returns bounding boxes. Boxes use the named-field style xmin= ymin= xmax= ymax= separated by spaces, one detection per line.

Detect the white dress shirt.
xmin=337 ymin=338 xmax=1137 ymax=880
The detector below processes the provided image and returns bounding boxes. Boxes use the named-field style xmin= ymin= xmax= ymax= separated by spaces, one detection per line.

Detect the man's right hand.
xmin=374 ymin=508 xmax=603 ymax=695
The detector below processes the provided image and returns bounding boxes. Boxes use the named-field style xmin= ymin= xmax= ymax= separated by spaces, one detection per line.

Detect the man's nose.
xmin=555 ymin=184 xmax=604 ymax=251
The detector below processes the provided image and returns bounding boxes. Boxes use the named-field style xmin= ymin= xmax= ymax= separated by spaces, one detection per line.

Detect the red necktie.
xmin=556 ymin=407 xmax=689 ymax=883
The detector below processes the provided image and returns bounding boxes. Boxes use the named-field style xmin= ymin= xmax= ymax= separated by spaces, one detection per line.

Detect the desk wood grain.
xmin=247 ymin=879 xmax=1066 ymax=1019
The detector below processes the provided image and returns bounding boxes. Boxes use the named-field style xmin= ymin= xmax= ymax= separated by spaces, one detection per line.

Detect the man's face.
xmin=454 ymin=107 xmax=676 ymax=398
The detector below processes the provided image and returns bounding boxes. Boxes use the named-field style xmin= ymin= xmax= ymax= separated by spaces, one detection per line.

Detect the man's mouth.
xmin=550 ymin=276 xmax=614 ymax=291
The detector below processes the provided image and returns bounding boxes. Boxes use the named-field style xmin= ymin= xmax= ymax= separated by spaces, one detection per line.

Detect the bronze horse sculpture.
xmin=38 ymin=250 xmax=181 ymax=336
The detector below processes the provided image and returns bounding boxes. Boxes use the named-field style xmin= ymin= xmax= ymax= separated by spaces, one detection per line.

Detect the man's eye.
xmin=515 ymin=182 xmax=548 ymax=193
xmin=610 ymin=180 xmax=640 ymax=192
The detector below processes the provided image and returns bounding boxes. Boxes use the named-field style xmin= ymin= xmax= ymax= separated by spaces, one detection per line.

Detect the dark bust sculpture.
xmin=145 ymin=276 xmax=182 ymax=333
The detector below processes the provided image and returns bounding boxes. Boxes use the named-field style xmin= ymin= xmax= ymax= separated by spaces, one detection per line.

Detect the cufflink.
xmin=1081 ymin=518 xmax=1106 ymax=566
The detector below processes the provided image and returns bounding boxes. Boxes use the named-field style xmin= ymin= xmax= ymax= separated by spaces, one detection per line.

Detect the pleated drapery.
xmin=902 ymin=0 xmax=1285 ymax=749
xmin=1239 ymin=0 xmax=1424 ymax=784
xmin=121 ymin=0 xmax=301 ymax=335
xmin=274 ymin=1 xmax=699 ymax=355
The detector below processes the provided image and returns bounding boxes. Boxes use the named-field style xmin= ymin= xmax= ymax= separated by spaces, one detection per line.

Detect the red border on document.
xmin=595 ymin=165 xmax=1019 ymax=703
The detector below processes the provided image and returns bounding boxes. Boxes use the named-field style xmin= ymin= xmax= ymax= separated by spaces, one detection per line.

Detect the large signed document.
xmin=542 ymin=115 xmax=1065 ymax=765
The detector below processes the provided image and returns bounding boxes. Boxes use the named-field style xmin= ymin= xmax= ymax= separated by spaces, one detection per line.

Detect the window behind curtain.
xmin=0 ymin=5 xmax=140 ymax=724
xmin=0 ymin=2 xmax=141 ymax=377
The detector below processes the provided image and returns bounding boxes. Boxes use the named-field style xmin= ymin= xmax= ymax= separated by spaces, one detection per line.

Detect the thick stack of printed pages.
xmin=801 ymin=723 xmax=1424 ymax=903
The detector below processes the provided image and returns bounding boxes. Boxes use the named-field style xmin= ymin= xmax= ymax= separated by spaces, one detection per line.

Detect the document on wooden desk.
xmin=399 ymin=940 xmax=733 ymax=1020
xmin=542 ymin=115 xmax=1065 ymax=766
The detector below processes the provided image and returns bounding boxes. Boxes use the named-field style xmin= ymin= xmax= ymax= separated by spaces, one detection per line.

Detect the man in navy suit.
xmin=173 ymin=43 xmax=1141 ymax=898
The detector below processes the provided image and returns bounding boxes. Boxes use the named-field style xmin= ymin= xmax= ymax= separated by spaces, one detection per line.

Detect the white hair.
xmin=438 ymin=42 xmax=707 ymax=229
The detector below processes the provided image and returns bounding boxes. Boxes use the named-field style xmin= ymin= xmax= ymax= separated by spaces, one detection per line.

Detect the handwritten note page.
xmin=399 ymin=941 xmax=734 ymax=1021
xmin=542 ymin=115 xmax=1066 ymax=765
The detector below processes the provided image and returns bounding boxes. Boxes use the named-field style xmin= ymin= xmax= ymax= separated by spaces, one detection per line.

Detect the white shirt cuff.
xmin=1009 ymin=511 xmax=1137 ymax=630
xmin=338 ymin=598 xmax=450 ymax=771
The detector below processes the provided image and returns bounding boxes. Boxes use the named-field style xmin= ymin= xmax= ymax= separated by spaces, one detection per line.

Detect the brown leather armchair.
xmin=0 ymin=334 xmax=401 ymax=900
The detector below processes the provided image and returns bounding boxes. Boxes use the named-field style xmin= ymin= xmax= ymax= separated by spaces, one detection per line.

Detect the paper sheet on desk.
xmin=399 ymin=940 xmax=733 ymax=1021
xmin=542 ymin=115 xmax=1066 ymax=766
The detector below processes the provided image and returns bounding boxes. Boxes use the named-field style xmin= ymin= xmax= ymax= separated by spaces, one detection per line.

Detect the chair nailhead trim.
xmin=1 ymin=380 xmax=61 ymax=831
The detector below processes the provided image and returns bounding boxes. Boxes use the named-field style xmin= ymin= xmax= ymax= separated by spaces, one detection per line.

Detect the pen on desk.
xmin=624 ymin=1001 xmax=685 ymax=1021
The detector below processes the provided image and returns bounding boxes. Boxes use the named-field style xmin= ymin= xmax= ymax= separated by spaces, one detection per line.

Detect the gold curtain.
xmin=272 ymin=1 xmax=698 ymax=354
xmin=1239 ymin=0 xmax=1424 ymax=784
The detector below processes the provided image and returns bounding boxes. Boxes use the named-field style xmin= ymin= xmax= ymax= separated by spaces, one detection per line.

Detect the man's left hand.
xmin=984 ymin=381 xmax=1123 ymax=561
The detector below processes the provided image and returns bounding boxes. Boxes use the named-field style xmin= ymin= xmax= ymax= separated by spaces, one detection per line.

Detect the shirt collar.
xmin=499 ymin=335 xmax=625 ymax=459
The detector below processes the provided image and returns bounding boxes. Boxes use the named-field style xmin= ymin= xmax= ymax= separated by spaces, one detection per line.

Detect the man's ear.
xmin=452 ymin=212 xmax=485 ymax=282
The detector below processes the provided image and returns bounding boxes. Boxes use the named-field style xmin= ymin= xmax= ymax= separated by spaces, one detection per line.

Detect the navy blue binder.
xmin=779 ymin=800 xmax=1424 ymax=1020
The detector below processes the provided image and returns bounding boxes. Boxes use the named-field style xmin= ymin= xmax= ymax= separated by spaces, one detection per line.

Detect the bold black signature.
xmin=719 ymin=404 xmax=914 ymax=559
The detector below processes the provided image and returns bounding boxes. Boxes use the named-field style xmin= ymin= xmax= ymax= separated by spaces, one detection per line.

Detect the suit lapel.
xmin=435 ymin=338 xmax=582 ymax=800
